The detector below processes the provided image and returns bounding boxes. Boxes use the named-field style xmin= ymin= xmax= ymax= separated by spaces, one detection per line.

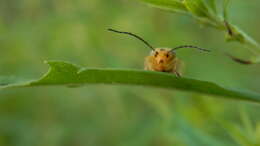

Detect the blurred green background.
xmin=1 ymin=0 xmax=260 ymax=145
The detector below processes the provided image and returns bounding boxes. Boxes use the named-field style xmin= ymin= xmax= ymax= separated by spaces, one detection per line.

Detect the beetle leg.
xmin=173 ymin=70 xmax=181 ymax=77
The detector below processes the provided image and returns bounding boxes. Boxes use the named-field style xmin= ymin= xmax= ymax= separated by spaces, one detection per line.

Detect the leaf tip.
xmin=43 ymin=60 xmax=70 ymax=67
xmin=43 ymin=60 xmax=58 ymax=66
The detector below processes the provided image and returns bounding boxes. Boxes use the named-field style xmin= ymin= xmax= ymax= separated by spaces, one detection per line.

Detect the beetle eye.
xmin=166 ymin=54 xmax=169 ymax=58
xmin=154 ymin=52 xmax=159 ymax=57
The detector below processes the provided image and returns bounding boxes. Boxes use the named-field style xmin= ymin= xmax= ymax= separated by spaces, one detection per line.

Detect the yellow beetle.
xmin=108 ymin=29 xmax=210 ymax=77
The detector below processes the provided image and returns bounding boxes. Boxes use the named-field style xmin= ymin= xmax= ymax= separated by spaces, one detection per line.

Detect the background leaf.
xmin=139 ymin=0 xmax=260 ymax=63
xmin=203 ymin=0 xmax=217 ymax=13
xmin=139 ymin=0 xmax=187 ymax=13
xmin=183 ymin=0 xmax=210 ymax=18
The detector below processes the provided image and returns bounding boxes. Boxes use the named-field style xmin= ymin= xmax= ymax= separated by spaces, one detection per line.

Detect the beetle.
xmin=108 ymin=28 xmax=210 ymax=77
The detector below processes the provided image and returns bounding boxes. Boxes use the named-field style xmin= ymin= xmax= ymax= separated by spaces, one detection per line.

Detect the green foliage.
xmin=223 ymin=0 xmax=230 ymax=19
xmin=139 ymin=0 xmax=260 ymax=63
xmin=203 ymin=0 xmax=216 ymax=13
xmin=225 ymin=23 xmax=259 ymax=48
xmin=1 ymin=61 xmax=260 ymax=104
xmin=140 ymin=0 xmax=187 ymax=13
xmin=183 ymin=0 xmax=210 ymax=18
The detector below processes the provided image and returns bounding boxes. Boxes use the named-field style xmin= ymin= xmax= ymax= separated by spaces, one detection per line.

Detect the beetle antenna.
xmin=108 ymin=28 xmax=155 ymax=51
xmin=171 ymin=45 xmax=210 ymax=52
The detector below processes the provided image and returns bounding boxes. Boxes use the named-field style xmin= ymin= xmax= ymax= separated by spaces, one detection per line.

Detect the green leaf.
xmin=223 ymin=0 xmax=230 ymax=19
xmin=138 ymin=0 xmax=260 ymax=63
xmin=139 ymin=0 xmax=187 ymax=13
xmin=203 ymin=0 xmax=217 ymax=13
xmin=183 ymin=0 xmax=210 ymax=18
xmin=224 ymin=22 xmax=260 ymax=48
xmin=1 ymin=61 xmax=260 ymax=104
